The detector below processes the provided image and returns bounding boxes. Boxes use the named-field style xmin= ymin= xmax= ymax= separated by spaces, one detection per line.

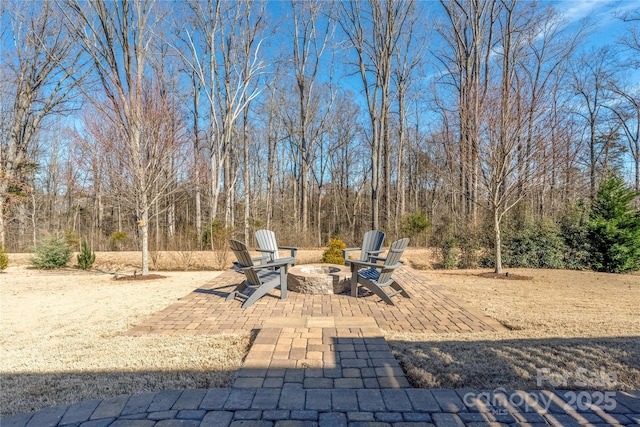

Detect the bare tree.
xmin=618 ymin=8 xmax=640 ymax=68
xmin=446 ymin=0 xmax=582 ymax=273
xmin=180 ymin=0 xmax=266 ymax=233
xmin=609 ymin=81 xmax=640 ymax=191
xmin=571 ymin=47 xmax=617 ymax=201
xmin=0 ymin=0 xmax=84 ymax=247
xmin=437 ymin=0 xmax=498 ymax=227
xmin=62 ymin=0 xmax=173 ymax=275
xmin=336 ymin=0 xmax=412 ymax=230
xmin=288 ymin=0 xmax=335 ymax=241
xmin=393 ymin=4 xmax=426 ymax=228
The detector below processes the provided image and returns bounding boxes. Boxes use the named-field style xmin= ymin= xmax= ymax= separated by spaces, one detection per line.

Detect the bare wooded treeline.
xmin=1 ymin=0 xmax=639 ymax=271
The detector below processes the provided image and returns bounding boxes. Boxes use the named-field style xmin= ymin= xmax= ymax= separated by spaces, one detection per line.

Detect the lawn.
xmin=387 ymin=267 xmax=640 ymax=391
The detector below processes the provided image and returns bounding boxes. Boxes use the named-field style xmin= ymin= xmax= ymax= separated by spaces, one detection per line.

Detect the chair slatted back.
xmin=360 ymin=230 xmax=385 ymax=261
xmin=229 ymin=239 xmax=261 ymax=286
xmin=377 ymin=238 xmax=409 ymax=285
xmin=255 ymin=229 xmax=279 ymax=261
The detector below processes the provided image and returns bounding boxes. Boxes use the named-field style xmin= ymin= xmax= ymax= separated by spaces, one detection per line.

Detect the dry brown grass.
xmin=0 ymin=266 xmax=250 ymax=415
xmin=388 ymin=267 xmax=640 ymax=391
xmin=7 ymin=249 xmax=327 ymax=272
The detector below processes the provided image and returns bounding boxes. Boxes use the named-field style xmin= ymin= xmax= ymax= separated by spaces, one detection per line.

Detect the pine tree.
xmin=77 ymin=240 xmax=96 ymax=270
xmin=588 ymin=175 xmax=640 ymax=273
xmin=0 ymin=243 xmax=8 ymax=271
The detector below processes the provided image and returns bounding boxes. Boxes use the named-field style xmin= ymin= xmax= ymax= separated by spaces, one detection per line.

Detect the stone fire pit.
xmin=287 ymin=263 xmax=351 ymax=295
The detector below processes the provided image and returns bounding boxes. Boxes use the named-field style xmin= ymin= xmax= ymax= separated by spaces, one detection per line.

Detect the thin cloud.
xmin=557 ymin=0 xmax=617 ymax=23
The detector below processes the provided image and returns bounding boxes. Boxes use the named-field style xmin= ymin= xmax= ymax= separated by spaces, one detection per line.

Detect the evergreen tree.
xmin=77 ymin=240 xmax=96 ymax=270
xmin=588 ymin=175 xmax=640 ymax=273
xmin=0 ymin=243 xmax=8 ymax=271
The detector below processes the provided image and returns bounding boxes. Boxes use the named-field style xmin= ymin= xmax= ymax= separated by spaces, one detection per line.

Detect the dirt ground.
xmin=1 ymin=249 xmax=639 ymax=415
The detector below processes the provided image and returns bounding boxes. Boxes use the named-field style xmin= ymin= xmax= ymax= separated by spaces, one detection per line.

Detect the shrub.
xmin=500 ymin=218 xmax=566 ymax=269
xmin=65 ymin=230 xmax=80 ymax=248
xmin=430 ymin=217 xmax=458 ymax=269
xmin=31 ymin=235 xmax=72 ymax=269
xmin=401 ymin=211 xmax=431 ymax=244
xmin=77 ymin=240 xmax=96 ymax=270
xmin=480 ymin=218 xmax=567 ymax=269
xmin=457 ymin=228 xmax=482 ymax=269
xmin=202 ymin=220 xmax=233 ymax=270
xmin=560 ymin=202 xmax=591 ymax=270
xmin=109 ymin=231 xmax=127 ymax=250
xmin=588 ymin=174 xmax=640 ymax=273
xmin=202 ymin=220 xmax=225 ymax=249
xmin=0 ymin=243 xmax=8 ymax=271
xmin=440 ymin=238 xmax=458 ymax=269
xmin=322 ymin=238 xmax=347 ymax=264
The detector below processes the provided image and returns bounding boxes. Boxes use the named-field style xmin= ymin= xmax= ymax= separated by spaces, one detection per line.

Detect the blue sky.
xmin=554 ymin=0 xmax=640 ymax=52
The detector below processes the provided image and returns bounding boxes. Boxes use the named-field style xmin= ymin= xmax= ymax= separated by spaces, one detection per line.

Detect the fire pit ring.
xmin=287 ymin=263 xmax=351 ymax=294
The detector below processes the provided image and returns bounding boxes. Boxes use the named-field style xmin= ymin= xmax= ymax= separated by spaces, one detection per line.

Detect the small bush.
xmin=458 ymin=228 xmax=482 ymax=269
xmin=401 ymin=211 xmax=431 ymax=245
xmin=77 ymin=240 xmax=96 ymax=270
xmin=202 ymin=220 xmax=233 ymax=270
xmin=65 ymin=230 xmax=81 ymax=248
xmin=0 ymin=243 xmax=8 ymax=271
xmin=110 ymin=231 xmax=127 ymax=250
xmin=479 ymin=218 xmax=567 ymax=269
xmin=322 ymin=238 xmax=347 ymax=264
xmin=440 ymin=238 xmax=458 ymax=269
xmin=31 ymin=235 xmax=72 ymax=269
xmin=202 ymin=220 xmax=224 ymax=249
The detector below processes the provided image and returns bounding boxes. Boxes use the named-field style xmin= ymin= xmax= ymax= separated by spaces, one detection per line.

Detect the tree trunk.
xmin=141 ymin=199 xmax=150 ymax=275
xmin=493 ymin=209 xmax=502 ymax=274
xmin=243 ymin=106 xmax=250 ymax=242
xmin=0 ymin=192 xmax=5 ymax=247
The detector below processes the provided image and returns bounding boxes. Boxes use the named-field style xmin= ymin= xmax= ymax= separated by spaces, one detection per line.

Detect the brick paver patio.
xmin=128 ymin=266 xmax=505 ymax=335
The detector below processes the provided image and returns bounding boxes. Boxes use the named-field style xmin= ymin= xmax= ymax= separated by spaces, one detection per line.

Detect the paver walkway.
xmin=3 ymin=387 xmax=639 ymax=426
xmin=233 ymin=326 xmax=411 ymax=389
xmin=3 ymin=266 xmax=639 ymax=426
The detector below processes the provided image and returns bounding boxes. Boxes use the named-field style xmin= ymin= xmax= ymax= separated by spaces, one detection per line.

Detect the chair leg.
xmin=390 ymin=281 xmax=411 ymax=298
xmin=357 ymin=277 xmax=396 ymax=306
xmin=351 ymin=271 xmax=359 ymax=297
xmin=226 ymin=281 xmax=248 ymax=300
xmin=241 ymin=279 xmax=281 ymax=308
xmin=279 ymin=267 xmax=287 ymax=300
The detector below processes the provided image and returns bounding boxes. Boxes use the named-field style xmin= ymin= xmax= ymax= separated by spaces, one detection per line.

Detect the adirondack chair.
xmin=342 ymin=230 xmax=385 ymax=266
xmin=227 ymin=239 xmax=291 ymax=308
xmin=255 ymin=229 xmax=297 ymax=265
xmin=350 ymin=238 xmax=410 ymax=305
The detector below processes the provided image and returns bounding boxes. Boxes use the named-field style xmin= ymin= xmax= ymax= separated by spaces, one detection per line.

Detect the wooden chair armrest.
xmin=262 ymin=258 xmax=292 ymax=268
xmin=343 ymin=247 xmax=361 ymax=252
xmin=342 ymin=247 xmax=361 ymax=259
xmin=256 ymin=248 xmax=276 ymax=253
xmin=278 ymin=246 xmax=298 ymax=258
xmin=350 ymin=260 xmax=403 ymax=271
xmin=242 ymin=259 xmax=290 ymax=273
xmin=366 ymin=250 xmax=385 ymax=255
xmin=379 ymin=262 xmax=403 ymax=271
xmin=251 ymin=255 xmax=271 ymax=265
xmin=349 ymin=259 xmax=383 ymax=270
